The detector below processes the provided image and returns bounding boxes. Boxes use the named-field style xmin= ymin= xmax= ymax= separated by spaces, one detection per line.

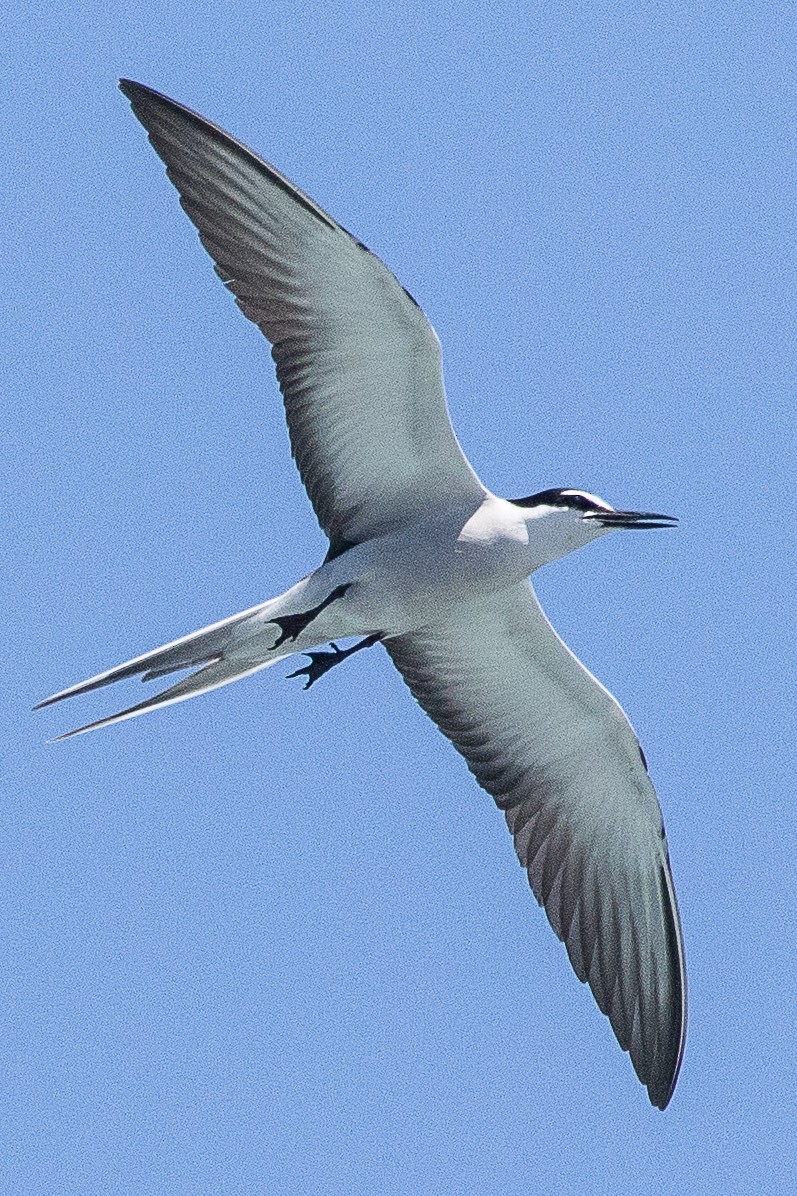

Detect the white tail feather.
xmin=35 ymin=599 xmax=274 ymax=711
xmin=50 ymin=654 xmax=280 ymax=740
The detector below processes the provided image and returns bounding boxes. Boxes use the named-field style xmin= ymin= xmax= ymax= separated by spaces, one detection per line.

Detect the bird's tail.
xmin=35 ymin=598 xmax=290 ymax=739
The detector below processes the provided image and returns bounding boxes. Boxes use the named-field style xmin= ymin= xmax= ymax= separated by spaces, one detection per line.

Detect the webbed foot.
xmin=286 ymin=633 xmax=382 ymax=690
xmin=269 ymin=583 xmax=352 ymax=650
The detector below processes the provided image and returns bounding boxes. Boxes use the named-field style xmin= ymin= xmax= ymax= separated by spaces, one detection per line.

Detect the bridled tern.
xmin=37 ymin=81 xmax=686 ymax=1109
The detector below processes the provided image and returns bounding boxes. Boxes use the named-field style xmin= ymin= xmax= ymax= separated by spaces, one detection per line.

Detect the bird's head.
xmin=509 ymin=487 xmax=677 ymax=567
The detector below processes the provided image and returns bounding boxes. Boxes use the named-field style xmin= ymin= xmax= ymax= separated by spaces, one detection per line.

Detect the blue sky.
xmin=5 ymin=2 xmax=796 ymax=1192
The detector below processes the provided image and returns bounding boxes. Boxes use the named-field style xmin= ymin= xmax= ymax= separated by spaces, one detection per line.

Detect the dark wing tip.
xmin=117 ymin=78 xmax=338 ymax=234
xmin=625 ymin=860 xmax=686 ymax=1110
xmin=518 ymin=811 xmax=687 ymax=1110
xmin=647 ymin=865 xmax=688 ymax=1110
xmin=119 ymin=76 xmax=145 ymax=98
xmin=119 ymin=78 xmax=171 ymax=111
xmin=118 ymin=78 xmax=220 ymax=141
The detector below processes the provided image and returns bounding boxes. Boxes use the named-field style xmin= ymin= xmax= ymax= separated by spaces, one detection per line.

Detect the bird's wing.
xmin=119 ymin=81 xmax=485 ymax=548
xmin=385 ymin=582 xmax=686 ymax=1109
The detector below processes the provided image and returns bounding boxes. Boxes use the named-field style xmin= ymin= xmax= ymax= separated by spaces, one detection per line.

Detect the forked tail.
xmin=35 ymin=598 xmax=290 ymax=739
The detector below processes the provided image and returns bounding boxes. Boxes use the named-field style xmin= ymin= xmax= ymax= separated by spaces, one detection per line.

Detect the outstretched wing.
xmin=119 ymin=81 xmax=485 ymax=548
xmin=386 ymin=582 xmax=686 ymax=1109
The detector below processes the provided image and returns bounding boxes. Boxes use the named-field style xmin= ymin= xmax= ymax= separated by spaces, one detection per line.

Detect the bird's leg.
xmin=269 ymin=583 xmax=352 ymax=649
xmin=286 ymin=633 xmax=382 ymax=690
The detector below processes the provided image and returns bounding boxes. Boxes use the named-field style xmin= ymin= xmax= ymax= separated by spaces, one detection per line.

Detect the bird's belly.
xmin=230 ymin=518 xmax=530 ymax=660
xmin=328 ymin=523 xmax=530 ymax=635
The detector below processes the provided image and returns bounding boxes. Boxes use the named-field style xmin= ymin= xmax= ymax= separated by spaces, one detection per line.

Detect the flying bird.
xmin=37 ymin=81 xmax=686 ymax=1108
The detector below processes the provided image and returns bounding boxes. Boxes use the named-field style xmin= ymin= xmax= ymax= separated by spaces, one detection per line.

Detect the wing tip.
xmin=647 ymin=1039 xmax=684 ymax=1110
xmin=638 ymin=867 xmax=688 ymax=1111
xmin=119 ymin=77 xmax=158 ymax=104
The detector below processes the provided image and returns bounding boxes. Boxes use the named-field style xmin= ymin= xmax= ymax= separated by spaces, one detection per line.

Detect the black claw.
xmin=286 ymin=633 xmax=383 ymax=690
xmin=270 ymin=614 xmax=308 ymax=650
xmin=286 ymin=644 xmax=347 ymax=690
xmin=269 ymin=584 xmax=352 ymax=650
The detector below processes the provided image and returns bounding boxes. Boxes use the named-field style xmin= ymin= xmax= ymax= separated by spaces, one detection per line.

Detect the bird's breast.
xmin=329 ymin=508 xmax=532 ymax=635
